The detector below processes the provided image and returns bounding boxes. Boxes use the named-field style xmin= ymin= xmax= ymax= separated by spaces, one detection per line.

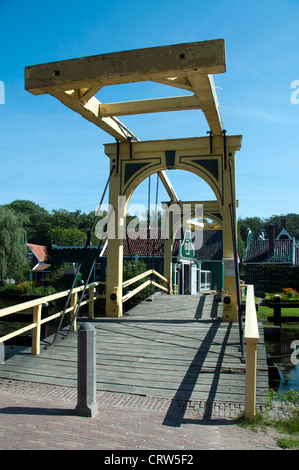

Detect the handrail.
xmin=0 ymin=281 xmax=105 ymax=356
xmin=244 ymin=284 xmax=259 ymax=420
xmin=122 ymin=269 xmax=154 ymax=288
xmin=122 ymin=268 xmax=169 ymax=303
xmin=122 ymin=269 xmax=168 ymax=288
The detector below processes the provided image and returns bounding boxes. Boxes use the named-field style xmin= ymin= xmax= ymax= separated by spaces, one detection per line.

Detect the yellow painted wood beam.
xmin=24 ymin=40 xmax=226 ymax=141
xmin=188 ymin=74 xmax=224 ymax=135
xmin=25 ymin=40 xmax=225 ymax=95
xmin=158 ymin=171 xmax=179 ymax=202
xmin=99 ymin=94 xmax=201 ymax=117
xmin=49 ymin=90 xmax=138 ymax=142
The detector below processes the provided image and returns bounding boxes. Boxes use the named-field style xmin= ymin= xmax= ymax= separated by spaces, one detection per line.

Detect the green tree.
xmin=266 ymin=213 xmax=299 ymax=239
xmin=0 ymin=206 xmax=30 ymax=283
xmin=46 ymin=226 xmax=87 ymax=246
xmin=7 ymin=199 xmax=51 ymax=244
xmin=237 ymin=217 xmax=264 ymax=243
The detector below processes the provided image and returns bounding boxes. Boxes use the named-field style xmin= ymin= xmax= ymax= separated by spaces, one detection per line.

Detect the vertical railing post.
xmin=0 ymin=341 xmax=4 ymax=364
xmin=32 ymin=304 xmax=42 ymax=355
xmin=70 ymin=291 xmax=78 ymax=332
xmin=245 ymin=341 xmax=257 ymax=420
xmin=244 ymin=284 xmax=259 ymax=420
xmin=88 ymin=285 xmax=95 ymax=319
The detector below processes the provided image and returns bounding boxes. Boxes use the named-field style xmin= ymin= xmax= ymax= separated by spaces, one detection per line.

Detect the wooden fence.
xmin=244 ymin=264 xmax=299 ymax=294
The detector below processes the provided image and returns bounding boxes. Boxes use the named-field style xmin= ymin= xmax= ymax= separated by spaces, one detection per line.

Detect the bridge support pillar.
xmin=222 ymin=152 xmax=238 ymax=322
xmin=163 ymin=210 xmax=174 ymax=294
xmin=105 ymin=162 xmax=123 ymax=317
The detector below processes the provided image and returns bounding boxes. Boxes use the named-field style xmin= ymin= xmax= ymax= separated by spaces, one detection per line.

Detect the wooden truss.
xmin=25 ymin=39 xmax=225 ymax=142
xmin=25 ymin=40 xmax=226 ymax=202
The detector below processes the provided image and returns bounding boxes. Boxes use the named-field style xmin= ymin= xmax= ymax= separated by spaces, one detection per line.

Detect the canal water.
xmin=265 ymin=325 xmax=299 ymax=394
xmin=0 ymin=296 xmax=80 ymax=359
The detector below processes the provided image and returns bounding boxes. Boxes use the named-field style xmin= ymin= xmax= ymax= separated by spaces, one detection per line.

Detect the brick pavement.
xmin=0 ymin=379 xmax=283 ymax=451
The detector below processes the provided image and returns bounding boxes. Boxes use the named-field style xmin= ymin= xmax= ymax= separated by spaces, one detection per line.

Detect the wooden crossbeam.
xmin=99 ymin=95 xmax=201 ymax=117
xmin=158 ymin=171 xmax=179 ymax=202
xmin=50 ymin=90 xmax=138 ymax=142
xmin=25 ymin=40 xmax=225 ymax=94
xmin=25 ymin=39 xmax=226 ymax=140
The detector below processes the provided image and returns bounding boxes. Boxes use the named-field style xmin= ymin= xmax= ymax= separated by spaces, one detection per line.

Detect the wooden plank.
xmin=0 ymin=293 xmax=269 ymax=406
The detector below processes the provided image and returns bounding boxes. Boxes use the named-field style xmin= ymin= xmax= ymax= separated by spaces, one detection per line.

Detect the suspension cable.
xmin=67 ymin=206 xmax=115 ymax=335
xmin=49 ymin=164 xmax=115 ymax=346
xmin=146 ymin=175 xmax=151 ymax=261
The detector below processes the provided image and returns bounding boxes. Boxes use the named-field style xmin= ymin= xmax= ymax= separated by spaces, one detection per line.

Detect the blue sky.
xmin=1 ymin=0 xmax=299 ymax=220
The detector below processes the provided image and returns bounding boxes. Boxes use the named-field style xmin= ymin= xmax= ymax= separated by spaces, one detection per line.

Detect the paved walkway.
xmin=0 ymin=379 xmax=283 ymax=451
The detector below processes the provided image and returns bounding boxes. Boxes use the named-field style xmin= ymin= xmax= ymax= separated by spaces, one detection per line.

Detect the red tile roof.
xmin=27 ymin=244 xmax=48 ymax=263
xmin=102 ymin=229 xmax=181 ymax=256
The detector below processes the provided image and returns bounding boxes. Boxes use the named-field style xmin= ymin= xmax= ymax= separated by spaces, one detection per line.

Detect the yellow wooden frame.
xmin=25 ymin=39 xmax=242 ymax=322
xmin=25 ymin=39 xmax=225 ymax=140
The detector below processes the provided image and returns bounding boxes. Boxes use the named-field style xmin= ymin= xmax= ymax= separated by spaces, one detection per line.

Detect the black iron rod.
xmin=228 ymin=158 xmax=244 ymax=359
xmin=50 ymin=165 xmax=115 ymax=346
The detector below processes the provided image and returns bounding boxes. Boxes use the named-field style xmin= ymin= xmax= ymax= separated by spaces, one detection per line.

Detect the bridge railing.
xmin=122 ymin=269 xmax=169 ymax=303
xmin=0 ymin=282 xmax=105 ymax=356
xmin=243 ymin=284 xmax=260 ymax=420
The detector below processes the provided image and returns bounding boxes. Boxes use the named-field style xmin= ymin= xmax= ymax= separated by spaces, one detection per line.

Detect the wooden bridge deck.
xmin=0 ymin=293 xmax=269 ymax=405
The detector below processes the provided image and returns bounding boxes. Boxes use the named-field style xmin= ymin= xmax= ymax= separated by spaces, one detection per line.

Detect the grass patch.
xmin=276 ymin=436 xmax=299 ymax=449
xmin=238 ymin=389 xmax=299 ymax=449
xmin=257 ymin=305 xmax=299 ymax=320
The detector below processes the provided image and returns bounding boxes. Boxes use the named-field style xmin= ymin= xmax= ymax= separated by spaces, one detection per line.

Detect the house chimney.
xmin=281 ymin=216 xmax=287 ymax=230
xmin=267 ymin=224 xmax=275 ymax=257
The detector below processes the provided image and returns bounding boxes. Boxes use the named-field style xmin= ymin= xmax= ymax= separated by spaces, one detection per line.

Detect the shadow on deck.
xmin=0 ymin=293 xmax=269 ymax=421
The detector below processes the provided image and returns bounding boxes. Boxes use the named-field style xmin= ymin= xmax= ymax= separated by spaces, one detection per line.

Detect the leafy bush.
xmin=0 ymin=281 xmax=55 ymax=297
xmin=265 ymin=288 xmax=299 ymax=302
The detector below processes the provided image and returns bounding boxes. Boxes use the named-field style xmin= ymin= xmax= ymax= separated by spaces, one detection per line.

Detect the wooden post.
xmin=274 ymin=295 xmax=281 ymax=326
xmin=106 ymin=165 xmax=123 ymax=317
xmin=245 ymin=341 xmax=257 ymax=420
xmin=32 ymin=304 xmax=42 ymax=355
xmin=0 ymin=342 xmax=4 ymax=364
xmin=163 ymin=209 xmax=174 ymax=295
xmin=222 ymin=151 xmax=238 ymax=322
xmin=244 ymin=284 xmax=259 ymax=420
xmin=88 ymin=285 xmax=95 ymax=319
xmin=70 ymin=291 xmax=78 ymax=332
